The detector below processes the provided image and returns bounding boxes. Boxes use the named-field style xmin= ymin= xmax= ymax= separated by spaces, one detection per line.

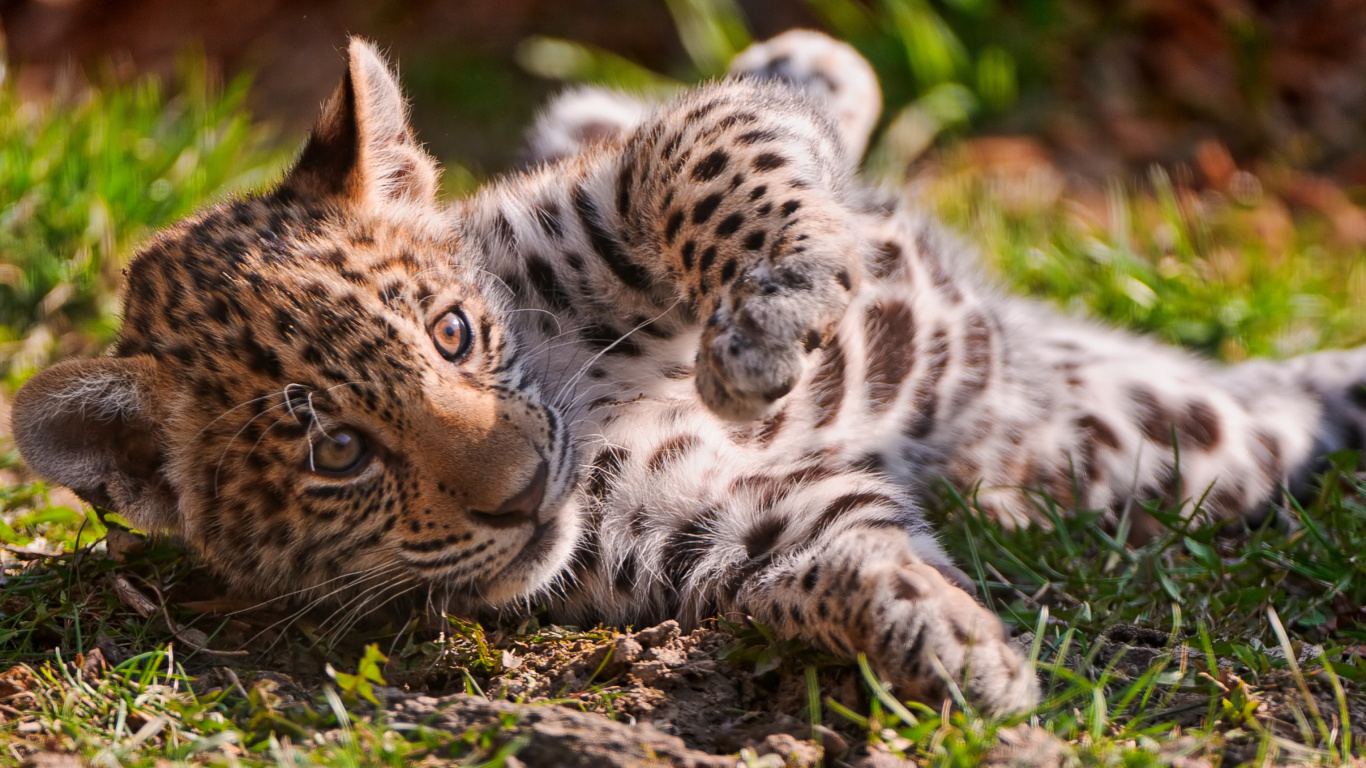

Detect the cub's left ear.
xmin=283 ymin=37 xmax=439 ymax=207
xmin=12 ymin=356 xmax=180 ymax=534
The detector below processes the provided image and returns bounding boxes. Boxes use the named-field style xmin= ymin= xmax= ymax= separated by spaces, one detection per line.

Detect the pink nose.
xmin=470 ymin=461 xmax=547 ymax=527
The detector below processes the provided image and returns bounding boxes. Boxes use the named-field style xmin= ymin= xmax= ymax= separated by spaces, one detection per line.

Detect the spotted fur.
xmin=15 ymin=32 xmax=1366 ymax=715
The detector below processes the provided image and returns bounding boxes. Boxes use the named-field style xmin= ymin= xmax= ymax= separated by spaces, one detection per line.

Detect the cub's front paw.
xmin=696 ymin=314 xmax=808 ymax=422
xmin=695 ymin=246 xmax=855 ymax=422
xmin=881 ymin=564 xmax=1038 ymax=715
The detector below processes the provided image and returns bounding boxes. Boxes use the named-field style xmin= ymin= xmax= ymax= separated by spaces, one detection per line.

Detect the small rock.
xmin=635 ymin=620 xmax=681 ymax=648
xmin=79 ymin=648 xmax=106 ymax=683
xmin=93 ymin=634 xmax=131 ymax=667
xmin=640 ymin=646 xmax=687 ymax=666
xmin=628 ymin=660 xmax=671 ymax=686
xmin=495 ymin=677 xmax=530 ymax=697
xmin=0 ymin=665 xmax=37 ymax=699
xmin=579 ymin=636 xmax=642 ymax=681
xmin=399 ymin=698 xmax=436 ymax=717
xmin=757 ymin=733 xmax=822 ymax=768
xmin=612 ymin=636 xmax=643 ymax=664
xmin=373 ymin=685 xmax=407 ymax=701
xmin=812 ymin=726 xmax=848 ymax=761
xmin=104 ymin=529 xmax=145 ymax=564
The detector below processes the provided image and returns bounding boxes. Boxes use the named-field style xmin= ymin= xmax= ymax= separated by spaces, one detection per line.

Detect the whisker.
xmin=195 ymin=390 xmax=288 ymax=440
xmin=318 ymin=577 xmax=415 ymax=651
xmin=226 ymin=541 xmax=412 ymax=615
xmin=247 ymin=564 xmax=401 ymax=651
xmin=213 ymin=401 xmax=291 ymax=495
xmin=460 ymin=262 xmax=520 ymax=303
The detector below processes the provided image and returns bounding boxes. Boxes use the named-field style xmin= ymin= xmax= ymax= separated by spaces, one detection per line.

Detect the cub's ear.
xmin=283 ymin=37 xmax=439 ymax=207
xmin=12 ymin=356 xmax=179 ymax=534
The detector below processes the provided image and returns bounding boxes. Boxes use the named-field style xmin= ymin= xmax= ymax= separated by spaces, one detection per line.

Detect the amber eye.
xmin=310 ymin=428 xmax=368 ymax=475
xmin=433 ymin=309 xmax=473 ymax=361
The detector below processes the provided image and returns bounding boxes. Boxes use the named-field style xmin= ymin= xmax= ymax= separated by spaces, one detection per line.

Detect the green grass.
xmin=5 ymin=3 xmax=1366 ymax=765
xmin=939 ymin=461 xmax=1366 ymax=764
xmin=0 ymin=56 xmax=288 ymax=386
xmin=0 ymin=515 xmax=529 ymax=766
xmin=927 ymin=158 xmax=1366 ymax=361
xmin=708 ymin=459 xmax=1366 ymax=765
xmin=2 ymin=646 xmax=517 ymax=766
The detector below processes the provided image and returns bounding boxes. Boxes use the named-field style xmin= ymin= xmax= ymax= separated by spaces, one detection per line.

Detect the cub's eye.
xmin=310 ymin=428 xmax=368 ymax=475
xmin=432 ymin=308 xmax=472 ymax=361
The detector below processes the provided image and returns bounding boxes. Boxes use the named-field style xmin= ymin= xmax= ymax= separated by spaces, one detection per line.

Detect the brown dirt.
xmin=384 ymin=619 xmax=869 ymax=765
xmin=0 ymin=535 xmax=1080 ymax=767
xmin=3 ymin=543 xmax=1352 ymax=766
xmin=235 ymin=617 xmax=1066 ymax=767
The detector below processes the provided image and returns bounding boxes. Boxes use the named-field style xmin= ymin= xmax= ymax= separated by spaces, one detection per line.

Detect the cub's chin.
xmin=468 ymin=503 xmax=582 ymax=608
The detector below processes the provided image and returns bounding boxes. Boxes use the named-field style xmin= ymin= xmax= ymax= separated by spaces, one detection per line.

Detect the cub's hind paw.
xmin=523 ymin=88 xmax=651 ymax=165
xmin=729 ymin=29 xmax=881 ymax=160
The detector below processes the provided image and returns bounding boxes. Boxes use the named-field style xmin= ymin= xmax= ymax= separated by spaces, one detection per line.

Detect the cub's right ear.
xmin=283 ymin=38 xmax=439 ymax=208
xmin=12 ymin=356 xmax=179 ymax=534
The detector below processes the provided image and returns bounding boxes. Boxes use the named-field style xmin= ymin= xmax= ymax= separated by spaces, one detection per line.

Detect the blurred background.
xmin=11 ymin=0 xmax=1366 ymax=179
xmin=5 ymin=0 xmax=1366 ymax=390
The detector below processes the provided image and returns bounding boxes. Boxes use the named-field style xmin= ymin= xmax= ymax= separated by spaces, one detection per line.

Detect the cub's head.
xmin=12 ymin=40 xmax=579 ymax=609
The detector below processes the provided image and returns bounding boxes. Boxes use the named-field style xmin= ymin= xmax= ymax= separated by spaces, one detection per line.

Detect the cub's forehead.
xmin=113 ymin=193 xmax=471 ymax=394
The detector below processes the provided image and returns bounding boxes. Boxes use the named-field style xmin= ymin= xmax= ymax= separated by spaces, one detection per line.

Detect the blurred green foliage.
xmin=0 ymin=58 xmax=287 ymax=384
xmin=930 ymin=165 xmax=1366 ymax=360
xmin=521 ymin=0 xmax=1050 ymax=153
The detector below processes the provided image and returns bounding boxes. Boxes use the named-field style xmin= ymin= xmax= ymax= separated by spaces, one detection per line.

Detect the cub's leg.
xmin=1061 ymin=335 xmax=1366 ymax=535
xmin=558 ymin=440 xmax=1039 ymax=713
xmin=508 ymin=33 xmax=884 ymax=422
xmin=1233 ymin=347 xmax=1366 ymax=468
xmin=677 ymin=31 xmax=882 ymax=420
xmin=801 ymin=210 xmax=1347 ymax=534
xmin=522 ymin=88 xmax=654 ymax=166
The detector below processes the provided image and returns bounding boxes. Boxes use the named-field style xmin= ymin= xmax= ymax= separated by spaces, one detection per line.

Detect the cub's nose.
xmin=470 ymin=460 xmax=548 ymax=527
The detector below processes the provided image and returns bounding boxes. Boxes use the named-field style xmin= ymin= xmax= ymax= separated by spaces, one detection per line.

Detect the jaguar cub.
xmin=15 ymin=31 xmax=1366 ymax=714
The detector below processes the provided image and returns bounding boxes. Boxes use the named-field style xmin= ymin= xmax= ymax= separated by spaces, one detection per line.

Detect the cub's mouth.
xmin=470 ymin=458 xmax=563 ymax=566
xmin=459 ymin=442 xmax=581 ymax=600
xmin=519 ymin=518 xmax=558 ymax=562
xmin=471 ymin=506 xmax=576 ymax=606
